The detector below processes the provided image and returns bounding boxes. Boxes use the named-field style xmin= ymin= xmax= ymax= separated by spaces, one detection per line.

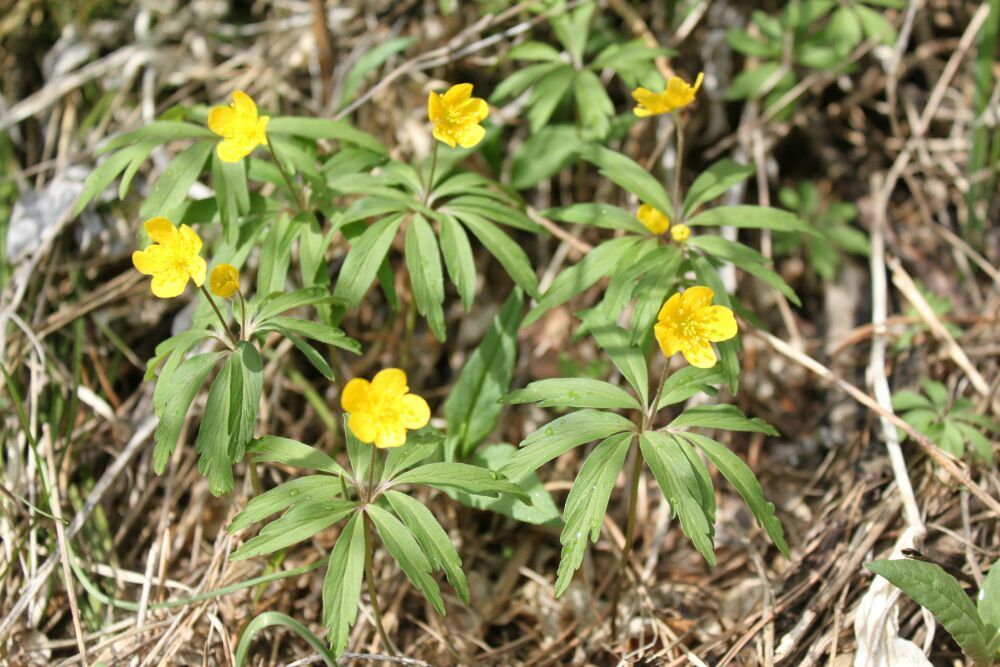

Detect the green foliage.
xmin=774 ymin=182 xmax=868 ymax=281
xmin=228 ymin=420 xmax=527 ymax=657
xmin=892 ymin=380 xmax=998 ymax=463
xmin=726 ymin=1 xmax=901 ymax=117
xmin=867 ymin=558 xmax=1000 ymax=667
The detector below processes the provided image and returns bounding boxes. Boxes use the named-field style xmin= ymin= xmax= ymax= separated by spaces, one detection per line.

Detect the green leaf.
xmin=99 ymin=120 xmax=215 ymax=154
xmin=247 ymin=436 xmax=348 ymax=477
xmin=525 ymin=236 xmax=642 ymax=326
xmin=657 ymin=366 xmax=725 ymax=409
xmin=555 ymin=432 xmax=632 ymax=596
xmin=726 ymin=30 xmax=779 ymax=58
xmin=343 ymin=414 xmax=373 ymax=482
xmin=726 ymin=63 xmax=789 ymax=101
xmin=195 ymin=354 xmax=238 ymax=495
xmin=581 ymin=145 xmax=673 ymax=218
xmin=446 ymin=196 xmax=541 ymax=233
xmin=640 ymin=432 xmax=716 ymax=564
xmin=438 ymin=214 xmax=476 ymax=310
xmin=574 ymin=69 xmax=613 ymax=137
xmin=492 ymin=62 xmax=562 ymax=102
xmin=384 ymin=490 xmax=469 ymax=603
xmin=511 ymin=125 xmax=581 ymax=189
xmin=979 ymin=558 xmax=1000 ymax=637
xmin=444 ymin=290 xmax=522 ymax=459
xmin=447 ymin=444 xmax=560 ymax=526
xmin=590 ymin=40 xmax=669 ymax=71
xmin=507 ymin=40 xmax=562 ymax=61
xmin=339 ymin=37 xmax=416 ymax=107
xmin=454 ymin=212 xmax=539 ymax=298
xmin=504 ymin=378 xmax=641 ymax=411
xmin=891 ymin=390 xmax=933 ymax=412
xmin=687 ymin=205 xmax=819 ymax=236
xmin=683 ymin=432 xmax=788 ymax=556
xmin=867 ymin=559 xmax=992 ymax=665
xmin=332 ymin=214 xmax=405 ymax=307
xmin=576 ymin=310 xmax=649 ymax=407
xmin=139 ymin=140 xmax=214 ymax=220
xmin=391 ymin=462 xmax=530 ymax=504
xmin=229 ymin=475 xmax=343 ymax=533
xmin=322 ymin=513 xmax=366 ymax=656
xmin=688 ymin=235 xmax=801 ymax=306
xmin=669 ymin=404 xmax=778 ymax=435
xmin=254 ymin=286 xmax=338 ymax=323
xmin=855 ymin=5 xmax=897 ymax=44
xmin=528 ymin=66 xmax=575 ymax=133
xmin=74 ymin=142 xmax=150 ymax=215
xmin=405 ymin=214 xmax=446 ymax=341
xmin=382 ymin=428 xmax=445 ymax=480
xmin=257 ymin=317 xmax=359 ymax=353
xmin=502 ymin=409 xmax=634 ymax=480
xmin=268 ymin=117 xmax=386 ymax=155
xmin=212 ymin=153 xmax=250 ymax=245
xmin=684 ymin=160 xmax=755 ymax=217
xmin=366 ymin=505 xmax=445 ymax=615
xmin=231 ymin=499 xmax=356 ymax=560
xmin=627 ymin=245 xmax=682 ymax=344
xmin=546 ymin=203 xmax=648 ymax=234
xmin=152 ymin=352 xmax=222 ymax=474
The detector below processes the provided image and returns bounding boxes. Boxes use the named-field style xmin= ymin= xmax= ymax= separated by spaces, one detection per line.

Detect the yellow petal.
xmin=232 ymin=90 xmax=257 ymax=117
xmin=631 ymin=87 xmax=654 ymax=104
xmin=637 ymin=203 xmax=669 ymax=234
xmin=428 ymin=91 xmax=444 ymax=122
xmin=702 ymin=305 xmax=738 ymax=342
xmin=217 ymin=138 xmax=247 ymax=163
xmin=210 ymin=263 xmax=240 ymax=298
xmin=443 ymin=83 xmax=474 ymax=105
xmin=681 ymin=339 xmax=718 ymax=369
xmin=682 ymin=286 xmax=715 ymax=311
xmin=400 ymin=394 xmax=430 ymax=430
xmin=348 ymin=411 xmax=378 ymax=444
xmin=375 ymin=425 xmax=408 ymax=449
xmin=341 ymin=378 xmax=371 ymax=413
xmin=178 ymin=224 xmax=203 ymax=254
xmin=656 ymin=292 xmax=682 ymax=324
xmin=654 ymin=321 xmax=681 ymax=358
xmin=150 ymin=269 xmax=189 ymax=298
xmin=132 ymin=246 xmax=169 ymax=276
xmin=461 ymin=97 xmax=489 ymax=121
xmin=144 ymin=217 xmax=177 ymax=244
xmin=432 ymin=127 xmax=457 ymax=148
xmin=371 ymin=368 xmax=407 ymax=394
xmin=456 ymin=123 xmax=486 ymax=148
xmin=187 ymin=255 xmax=207 ymax=287
xmin=207 ymin=106 xmax=236 ymax=136
xmin=633 ymin=106 xmax=653 ymax=117
xmin=256 ymin=116 xmax=269 ymax=142
xmin=691 ymin=71 xmax=704 ymax=94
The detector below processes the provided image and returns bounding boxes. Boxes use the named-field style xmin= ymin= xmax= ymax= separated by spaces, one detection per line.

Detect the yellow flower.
xmin=654 ymin=286 xmax=737 ymax=369
xmin=208 ymin=90 xmax=269 ymax=163
xmin=428 ymin=83 xmax=489 ymax=148
xmin=341 ymin=368 xmax=431 ymax=448
xmin=632 ymin=72 xmax=704 ymax=117
xmin=210 ymin=264 xmax=240 ymax=298
xmin=671 ymin=224 xmax=691 ymax=242
xmin=637 ymin=203 xmax=670 ymax=234
xmin=132 ymin=217 xmax=207 ymax=298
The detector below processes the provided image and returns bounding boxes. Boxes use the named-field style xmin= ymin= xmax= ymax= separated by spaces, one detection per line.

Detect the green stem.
xmin=199 ymin=285 xmax=239 ymax=348
xmin=237 ymin=288 xmax=247 ymax=341
xmin=611 ymin=362 xmax=670 ymax=636
xmin=363 ymin=509 xmax=395 ymax=655
xmin=422 ymin=141 xmax=439 ymax=206
xmin=266 ymin=137 xmax=308 ymax=215
xmin=672 ymin=115 xmax=685 ymax=223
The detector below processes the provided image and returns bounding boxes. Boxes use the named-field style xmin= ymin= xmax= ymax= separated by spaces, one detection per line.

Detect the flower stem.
xmin=266 ymin=137 xmax=308 ymax=215
xmin=363 ymin=450 xmax=395 ymax=655
xmin=199 ymin=284 xmax=239 ymax=348
xmin=672 ymin=115 xmax=685 ymax=223
xmin=236 ymin=288 xmax=247 ymax=341
xmin=422 ymin=142 xmax=439 ymax=206
xmin=611 ymin=361 xmax=670 ymax=636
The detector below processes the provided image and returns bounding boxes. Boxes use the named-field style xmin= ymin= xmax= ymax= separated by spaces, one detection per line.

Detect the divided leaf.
xmin=323 ymin=513 xmax=366 ymax=656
